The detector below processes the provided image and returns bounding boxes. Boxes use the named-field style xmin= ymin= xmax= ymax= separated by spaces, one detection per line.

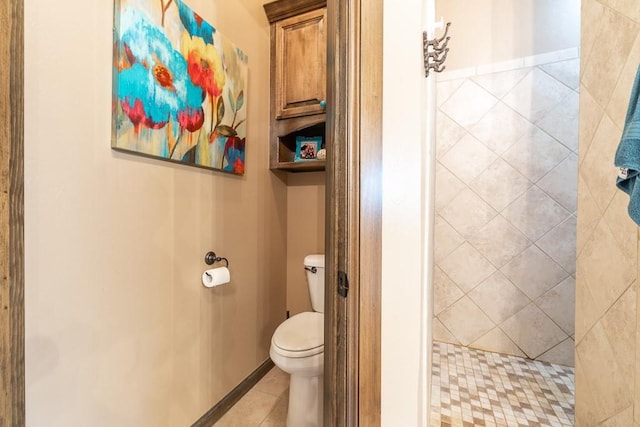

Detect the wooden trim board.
xmin=324 ymin=0 xmax=382 ymax=424
xmin=191 ymin=359 xmax=275 ymax=427
xmin=0 ymin=0 xmax=25 ymax=425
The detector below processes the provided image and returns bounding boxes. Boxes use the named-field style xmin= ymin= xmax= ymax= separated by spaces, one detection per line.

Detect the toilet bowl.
xmin=270 ymin=255 xmax=325 ymax=427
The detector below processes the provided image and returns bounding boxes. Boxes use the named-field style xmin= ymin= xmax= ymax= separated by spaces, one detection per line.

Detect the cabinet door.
xmin=275 ymin=8 xmax=326 ymax=119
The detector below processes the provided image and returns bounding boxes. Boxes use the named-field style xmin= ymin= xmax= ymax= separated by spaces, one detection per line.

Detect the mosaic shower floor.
xmin=431 ymin=341 xmax=575 ymax=427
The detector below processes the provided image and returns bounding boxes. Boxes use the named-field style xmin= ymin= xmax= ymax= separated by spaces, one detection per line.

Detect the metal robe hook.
xmin=423 ymin=22 xmax=452 ymax=78
xmin=434 ymin=22 xmax=451 ymax=46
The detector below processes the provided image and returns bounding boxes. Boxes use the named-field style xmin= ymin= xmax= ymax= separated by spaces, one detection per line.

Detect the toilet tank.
xmin=304 ymin=254 xmax=325 ymax=313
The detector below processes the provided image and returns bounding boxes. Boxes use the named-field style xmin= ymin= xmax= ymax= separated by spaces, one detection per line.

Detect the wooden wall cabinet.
xmin=264 ymin=0 xmax=327 ymax=172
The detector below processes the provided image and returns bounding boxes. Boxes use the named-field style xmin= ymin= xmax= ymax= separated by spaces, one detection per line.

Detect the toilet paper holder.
xmin=204 ymin=251 xmax=229 ymax=268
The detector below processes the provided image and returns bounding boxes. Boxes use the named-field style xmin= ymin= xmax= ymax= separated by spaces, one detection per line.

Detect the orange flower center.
xmin=153 ymin=63 xmax=174 ymax=91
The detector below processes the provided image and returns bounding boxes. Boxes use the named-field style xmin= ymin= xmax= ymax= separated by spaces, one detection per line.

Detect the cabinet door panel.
xmin=275 ymin=8 xmax=326 ymax=119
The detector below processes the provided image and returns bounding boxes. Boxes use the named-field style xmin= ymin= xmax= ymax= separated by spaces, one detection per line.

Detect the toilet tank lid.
xmin=304 ymin=254 xmax=324 ymax=268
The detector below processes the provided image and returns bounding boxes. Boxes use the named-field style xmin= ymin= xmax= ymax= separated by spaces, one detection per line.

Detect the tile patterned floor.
xmin=220 ymin=342 xmax=575 ymax=426
xmin=431 ymin=342 xmax=575 ymax=427
xmin=214 ymin=366 xmax=289 ymax=426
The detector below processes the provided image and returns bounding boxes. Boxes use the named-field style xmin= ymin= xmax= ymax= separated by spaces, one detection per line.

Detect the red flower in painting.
xmin=233 ymin=158 xmax=244 ymax=174
xmin=121 ymin=98 xmax=168 ymax=130
xmin=177 ymin=107 xmax=205 ymax=132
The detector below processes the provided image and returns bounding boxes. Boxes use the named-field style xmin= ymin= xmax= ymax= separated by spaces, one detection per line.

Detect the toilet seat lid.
xmin=272 ymin=312 xmax=324 ymax=358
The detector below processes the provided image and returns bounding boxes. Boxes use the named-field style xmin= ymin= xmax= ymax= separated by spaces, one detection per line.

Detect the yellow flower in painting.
xmin=222 ymin=38 xmax=245 ymax=94
xmin=181 ymin=33 xmax=226 ymax=98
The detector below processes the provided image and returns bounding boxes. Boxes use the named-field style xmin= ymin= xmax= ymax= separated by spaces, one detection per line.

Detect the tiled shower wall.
xmin=433 ymin=59 xmax=579 ymax=367
xmin=575 ymin=0 xmax=640 ymax=424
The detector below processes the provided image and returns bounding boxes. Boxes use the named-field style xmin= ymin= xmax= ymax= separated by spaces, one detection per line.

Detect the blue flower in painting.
xmin=223 ymin=136 xmax=245 ymax=174
xmin=175 ymin=0 xmax=216 ymax=44
xmin=117 ymin=8 xmax=204 ymax=131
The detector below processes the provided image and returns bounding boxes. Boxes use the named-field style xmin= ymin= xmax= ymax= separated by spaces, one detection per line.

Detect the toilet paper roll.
xmin=202 ymin=267 xmax=231 ymax=288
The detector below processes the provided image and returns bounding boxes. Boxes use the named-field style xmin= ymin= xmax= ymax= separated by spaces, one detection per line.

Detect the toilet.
xmin=270 ymin=254 xmax=324 ymax=427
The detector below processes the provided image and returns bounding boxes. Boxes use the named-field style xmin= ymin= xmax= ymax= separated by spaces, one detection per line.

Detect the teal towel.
xmin=615 ymin=65 xmax=640 ymax=225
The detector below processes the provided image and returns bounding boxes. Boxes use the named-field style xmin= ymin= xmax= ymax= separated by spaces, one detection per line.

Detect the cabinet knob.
xmin=320 ymin=100 xmax=327 ymax=109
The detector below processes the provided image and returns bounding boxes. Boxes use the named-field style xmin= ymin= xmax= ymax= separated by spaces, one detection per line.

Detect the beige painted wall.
xmin=286 ymin=172 xmax=325 ymax=316
xmin=23 ymin=1 xmax=287 ymax=426
xmin=436 ymin=0 xmax=580 ymax=70
xmin=575 ymin=0 xmax=640 ymax=424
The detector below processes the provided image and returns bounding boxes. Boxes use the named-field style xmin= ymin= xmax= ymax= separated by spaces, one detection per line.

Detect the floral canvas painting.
xmin=112 ymin=0 xmax=248 ymax=174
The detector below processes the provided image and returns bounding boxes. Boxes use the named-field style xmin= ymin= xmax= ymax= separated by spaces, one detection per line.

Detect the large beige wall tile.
xmin=540 ymin=59 xmax=580 ymax=91
xmin=501 ymin=186 xmax=571 ymax=241
xmin=435 ymin=163 xmax=466 ymax=211
xmin=433 ymin=318 xmax=461 ymax=345
xmin=603 ymin=191 xmax=639 ymax=257
xmin=601 ymin=406 xmax=635 ymax=427
xmin=501 ymin=245 xmax=568 ymax=300
xmin=576 ymin=322 xmax=634 ymax=423
xmin=536 ymin=277 xmax=576 ymax=336
xmin=433 ymin=266 xmax=464 ymax=316
xmin=471 ymin=68 xmax=531 ymax=100
xmin=440 ymin=81 xmax=498 ymax=128
xmin=434 ymin=215 xmax=464 ymax=263
xmin=574 ymin=353 xmax=601 ymax=427
xmin=537 ymin=337 xmax=575 ymax=367
xmin=467 ymin=215 xmax=530 ymax=268
xmin=436 ymin=112 xmax=466 ymax=159
xmin=579 ymin=219 xmax=636 ymax=318
xmin=502 ymin=127 xmax=570 ymax=183
xmin=580 ymin=0 xmax=606 ymax=70
xmin=470 ymin=327 xmax=526 ymax=358
xmin=581 ymin=114 xmax=623 ymax=213
xmin=503 ymin=68 xmax=575 ymax=123
xmin=438 ymin=296 xmax=495 ymax=345
xmin=576 ymin=172 xmax=602 ymax=255
xmin=578 ymin=87 xmax=604 ymax=167
xmin=439 ymin=243 xmax=496 ymax=293
xmin=468 ymin=271 xmax=529 ymax=324
xmin=468 ymin=159 xmax=532 ymax=212
xmin=500 ymin=304 xmax=568 ymax=358
xmin=582 ymin=9 xmax=639 ymax=107
xmin=436 ymin=79 xmax=465 ymax=108
xmin=597 ymin=0 xmax=640 ymax=33
xmin=607 ymin=32 xmax=640 ymax=131
xmin=467 ymin=102 xmax=533 ymax=154
xmin=440 ymin=134 xmax=498 ymax=184
xmin=537 ymin=154 xmax=578 ymax=214
xmin=601 ymin=285 xmax=637 ymax=386
xmin=536 ymin=91 xmax=580 ymax=152
xmin=536 ymin=215 xmax=577 ymax=275
xmin=574 ymin=263 xmax=604 ymax=343
xmin=439 ymin=188 xmax=498 ymax=239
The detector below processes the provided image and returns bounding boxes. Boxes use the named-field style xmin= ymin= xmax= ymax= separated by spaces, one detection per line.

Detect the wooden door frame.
xmin=1 ymin=0 xmax=25 ymax=425
xmin=325 ymin=0 xmax=382 ymax=424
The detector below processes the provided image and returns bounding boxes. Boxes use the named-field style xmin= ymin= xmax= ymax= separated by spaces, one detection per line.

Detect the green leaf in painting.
xmin=233 ymin=118 xmax=246 ymax=130
xmin=182 ymin=145 xmax=197 ymax=163
xmin=236 ymin=90 xmax=244 ymax=112
xmin=215 ymin=125 xmax=238 ymax=137
xmin=216 ymin=96 xmax=225 ymax=127
xmin=228 ymin=89 xmax=236 ymax=113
